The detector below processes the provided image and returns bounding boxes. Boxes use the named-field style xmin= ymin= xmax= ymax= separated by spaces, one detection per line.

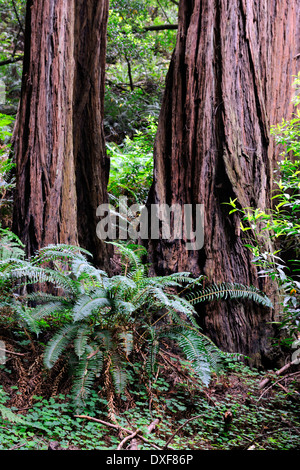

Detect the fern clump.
xmin=0 ymin=235 xmax=273 ymax=410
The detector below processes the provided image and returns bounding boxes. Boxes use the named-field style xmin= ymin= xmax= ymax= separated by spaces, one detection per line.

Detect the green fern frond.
xmin=186 ymin=282 xmax=273 ymax=308
xmin=142 ymin=290 xmax=199 ymax=329
xmin=150 ymin=286 xmax=173 ymax=306
xmin=12 ymin=303 xmax=41 ymax=335
xmin=0 ymin=235 xmax=25 ymax=261
xmin=0 ymin=228 xmax=24 ymax=257
xmin=44 ymin=324 xmax=79 ymax=369
xmin=1 ymin=260 xmax=44 ymax=282
xmin=0 ymin=404 xmax=46 ymax=430
xmin=118 ymin=330 xmax=134 ymax=356
xmin=30 ymin=301 xmax=68 ymax=322
xmin=72 ymin=351 xmax=103 ymax=410
xmin=144 ymin=272 xmax=199 ymax=289
xmin=128 ymin=266 xmax=147 ymax=285
xmin=95 ymin=330 xmax=113 ymax=351
xmin=72 ymin=293 xmax=111 ymax=322
xmin=0 ymin=388 xmax=47 ymax=430
xmin=74 ymin=325 xmax=93 ymax=358
xmin=26 ymin=292 xmax=70 ymax=304
xmin=142 ymin=277 xmax=181 ymax=289
xmin=176 ymin=275 xmax=206 ymax=294
xmin=0 ymin=405 xmax=28 ymax=424
xmin=41 ymin=268 xmax=82 ymax=295
xmin=71 ymin=257 xmax=108 ymax=283
xmin=110 ymin=352 xmax=128 ymax=394
xmin=165 ymin=328 xmax=224 ymax=386
xmin=5 ymin=262 xmax=79 ymax=295
xmin=106 ymin=241 xmax=142 ymax=270
xmin=33 ymin=244 xmax=92 ymax=264
xmin=167 ymin=296 xmax=199 ymax=327
xmin=109 ymin=300 xmax=136 ymax=324
xmin=109 ymin=275 xmax=137 ymax=294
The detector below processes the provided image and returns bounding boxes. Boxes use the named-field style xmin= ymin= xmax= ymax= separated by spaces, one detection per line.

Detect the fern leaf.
xmin=129 ymin=266 xmax=147 ymax=285
xmin=109 ymin=275 xmax=137 ymax=293
xmin=44 ymin=324 xmax=78 ymax=369
xmin=112 ymin=299 xmax=136 ymax=319
xmin=110 ymin=352 xmax=128 ymax=394
xmin=95 ymin=330 xmax=113 ymax=351
xmin=31 ymin=301 xmax=68 ymax=321
xmin=74 ymin=325 xmax=92 ymax=358
xmin=72 ymin=294 xmax=111 ymax=322
xmin=145 ymin=328 xmax=159 ymax=378
xmin=72 ymin=351 xmax=103 ymax=410
xmin=106 ymin=241 xmax=142 ymax=270
xmin=12 ymin=303 xmax=41 ymax=335
xmin=187 ymin=282 xmax=273 ymax=308
xmin=166 ymin=328 xmax=224 ymax=386
xmin=0 ymin=405 xmax=27 ymax=424
xmin=0 ymin=229 xmax=25 ymax=261
xmin=33 ymin=244 xmax=92 ymax=264
xmin=26 ymin=292 xmax=69 ymax=304
xmin=118 ymin=330 xmax=134 ymax=356
xmin=41 ymin=268 xmax=81 ymax=295
xmin=144 ymin=272 xmax=199 ymax=289
xmin=167 ymin=296 xmax=199 ymax=328
xmin=71 ymin=257 xmax=108 ymax=283
xmin=149 ymin=286 xmax=171 ymax=307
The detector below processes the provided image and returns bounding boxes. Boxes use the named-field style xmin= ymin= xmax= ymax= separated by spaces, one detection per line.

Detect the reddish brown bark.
xmin=12 ymin=0 xmax=111 ymax=269
xmin=73 ymin=1 xmax=111 ymax=267
xmin=147 ymin=0 xmax=300 ymax=365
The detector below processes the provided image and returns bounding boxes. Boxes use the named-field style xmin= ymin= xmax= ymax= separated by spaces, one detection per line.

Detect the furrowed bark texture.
xmin=13 ymin=0 xmax=111 ymax=268
xmin=147 ymin=0 xmax=300 ymax=365
xmin=73 ymin=1 xmax=111 ymax=266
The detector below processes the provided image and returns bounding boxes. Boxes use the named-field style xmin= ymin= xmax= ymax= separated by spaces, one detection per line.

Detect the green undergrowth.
xmin=0 ymin=361 xmax=299 ymax=450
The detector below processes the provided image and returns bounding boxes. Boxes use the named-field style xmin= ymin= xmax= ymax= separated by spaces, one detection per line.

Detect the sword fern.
xmin=0 ymin=236 xmax=273 ymax=410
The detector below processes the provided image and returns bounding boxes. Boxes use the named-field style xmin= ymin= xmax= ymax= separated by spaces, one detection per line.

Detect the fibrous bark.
xmin=73 ymin=0 xmax=111 ymax=266
xmin=147 ymin=0 xmax=300 ymax=365
xmin=13 ymin=0 xmax=111 ymax=269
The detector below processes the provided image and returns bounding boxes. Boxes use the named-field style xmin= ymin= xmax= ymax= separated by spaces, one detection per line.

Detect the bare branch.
xmin=117 ymin=429 xmax=140 ymax=450
xmin=75 ymin=415 xmax=162 ymax=450
xmin=74 ymin=414 xmax=129 ymax=433
xmin=0 ymin=347 xmax=25 ymax=356
xmin=11 ymin=0 xmax=25 ymax=35
xmin=259 ymin=360 xmax=299 ymax=389
xmin=0 ymin=55 xmax=24 ymax=67
xmin=144 ymin=24 xmax=178 ymax=32
xmin=163 ymin=414 xmax=205 ymax=449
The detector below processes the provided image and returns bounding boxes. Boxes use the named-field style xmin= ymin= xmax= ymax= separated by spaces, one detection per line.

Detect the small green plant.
xmin=107 ymin=117 xmax=156 ymax=205
xmin=226 ymin=76 xmax=300 ymax=342
xmin=0 ymin=113 xmax=15 ymax=214
xmin=0 ymin=387 xmax=26 ymax=424
xmin=0 ymin=227 xmax=30 ymax=326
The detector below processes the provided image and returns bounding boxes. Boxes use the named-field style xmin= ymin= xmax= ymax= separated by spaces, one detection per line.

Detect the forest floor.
xmin=0 ymin=331 xmax=299 ymax=451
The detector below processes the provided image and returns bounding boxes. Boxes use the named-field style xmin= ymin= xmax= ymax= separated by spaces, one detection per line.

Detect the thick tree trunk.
xmin=73 ymin=1 xmax=111 ymax=266
xmin=12 ymin=0 xmax=111 ymax=269
xmin=147 ymin=0 xmax=300 ymax=366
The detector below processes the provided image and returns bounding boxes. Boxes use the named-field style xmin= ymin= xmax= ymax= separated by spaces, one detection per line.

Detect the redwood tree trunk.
xmin=73 ymin=1 xmax=111 ymax=265
xmin=13 ymin=0 xmax=111 ymax=269
xmin=147 ymin=0 xmax=300 ymax=366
